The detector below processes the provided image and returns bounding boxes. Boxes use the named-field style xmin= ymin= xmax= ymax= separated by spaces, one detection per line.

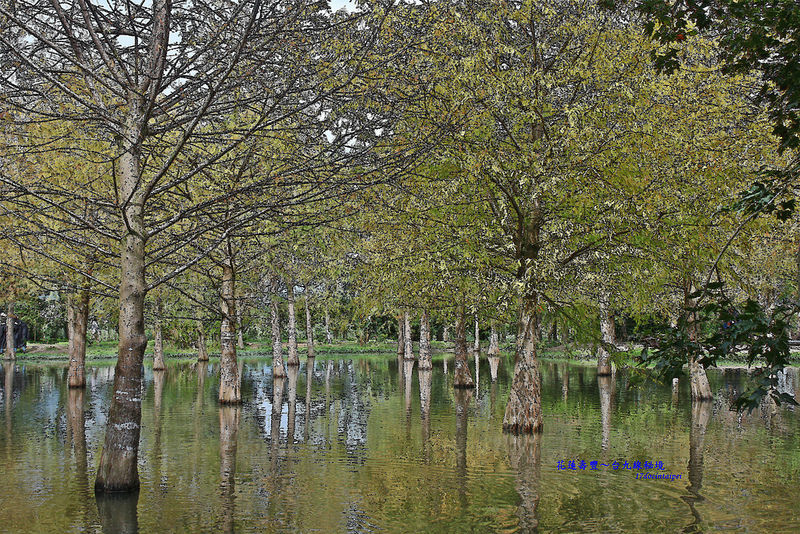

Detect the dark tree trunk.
xmin=454 ymin=304 xmax=475 ymax=388
xmin=503 ymin=294 xmax=542 ymax=433
xmin=152 ymin=295 xmax=166 ymax=371
xmin=67 ymin=290 xmax=90 ymax=388
xmin=286 ymin=281 xmax=299 ymax=366
xmin=305 ymin=297 xmax=314 ymax=359
xmin=685 ymin=288 xmax=712 ymax=400
xmin=271 ymin=279 xmax=286 ymax=378
xmin=218 ymin=259 xmax=240 ymax=404
xmin=419 ymin=310 xmax=432 ymax=369
xmin=196 ymin=319 xmax=208 ymax=362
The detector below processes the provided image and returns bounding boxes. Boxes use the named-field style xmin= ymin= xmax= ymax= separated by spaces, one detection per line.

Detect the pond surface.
xmin=1 ymin=355 xmax=799 ymax=533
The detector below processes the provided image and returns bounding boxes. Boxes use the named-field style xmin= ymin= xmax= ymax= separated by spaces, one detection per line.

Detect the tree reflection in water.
xmin=96 ymin=492 xmax=139 ymax=534
xmin=219 ymin=405 xmax=240 ymax=534
xmin=598 ymin=375 xmax=613 ymax=451
xmin=287 ymin=365 xmax=298 ymax=445
xmin=507 ymin=433 xmax=541 ymax=533
xmin=419 ymin=369 xmax=432 ymax=463
xmin=454 ymin=388 xmax=473 ymax=510
xmin=683 ymin=400 xmax=711 ymax=533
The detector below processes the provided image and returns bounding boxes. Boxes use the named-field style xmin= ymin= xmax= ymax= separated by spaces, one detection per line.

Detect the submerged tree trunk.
xmin=488 ymin=322 xmax=500 ymax=357
xmin=454 ymin=304 xmax=475 ymax=388
xmin=67 ymin=290 xmax=90 ymax=388
xmin=597 ymin=294 xmax=614 ymax=376
xmin=419 ymin=310 xmax=432 ymax=370
xmin=4 ymin=303 xmax=14 ymax=360
xmin=152 ymin=295 xmax=166 ymax=371
xmin=473 ymin=316 xmax=480 ymax=354
xmin=503 ymin=294 xmax=543 ymax=433
xmin=324 ymin=307 xmax=332 ymax=344
xmin=403 ymin=311 xmax=414 ymax=360
xmin=271 ymin=279 xmax=286 ymax=378
xmin=218 ymin=259 xmax=240 ymax=404
xmin=95 ymin=148 xmax=148 ymax=492
xmin=286 ymin=281 xmax=299 ymax=366
xmin=196 ymin=319 xmax=208 ymax=362
xmin=305 ymin=297 xmax=315 ymax=359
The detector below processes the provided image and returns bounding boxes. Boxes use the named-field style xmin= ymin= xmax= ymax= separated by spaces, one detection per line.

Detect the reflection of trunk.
xmin=67 ymin=290 xmax=90 ymax=387
xmin=443 ymin=355 xmax=448 ymax=374
xmin=271 ymin=377 xmax=286 ymax=451
xmin=419 ymin=310 xmax=432 ymax=369
xmin=562 ymin=366 xmax=569 ymax=402
xmin=683 ymin=400 xmax=711 ymax=531
xmin=287 ymin=365 xmax=298 ymax=444
xmin=218 ymin=259 xmax=240 ymax=404
xmin=598 ymin=375 xmax=613 ymax=451
xmin=304 ymin=358 xmax=313 ymax=442
xmin=236 ymin=296 xmax=245 ymax=350
xmin=397 ymin=316 xmax=405 ymax=357
xmin=196 ymin=319 xmax=208 ymax=362
xmin=153 ymin=295 xmax=166 ymax=371
xmin=4 ymin=303 xmax=14 ymax=360
xmin=324 ymin=307 xmax=332 ymax=344
xmin=455 ymin=388 xmax=472 ymax=510
xmin=488 ymin=322 xmax=500 ymax=356
xmin=597 ymin=294 xmax=614 ymax=376
xmin=196 ymin=361 xmax=208 ymax=408
xmin=287 ymin=282 xmax=299 ymax=366
xmin=404 ymin=359 xmax=414 ymax=417
xmin=506 ymin=433 xmax=541 ymax=532
xmin=454 ymin=305 xmax=475 ymax=388
xmin=3 ymin=362 xmax=12 ymax=435
xmin=219 ymin=405 xmax=240 ymax=534
xmin=685 ymin=289 xmax=712 ymax=400
xmin=474 ymin=316 xmax=480 ymax=354
xmin=152 ymin=369 xmax=165 ymax=489
xmin=403 ymin=311 xmax=414 ymax=360
xmin=96 ymin=493 xmax=139 ymax=533
xmin=95 ymin=158 xmax=148 ymax=491
xmin=503 ymin=294 xmax=542 ymax=433
xmin=271 ymin=278 xmax=286 ymax=378
xmin=419 ymin=369 xmax=432 ymax=463
xmin=305 ymin=298 xmax=315 ymax=359
xmin=67 ymin=388 xmax=87 ymax=491
xmin=489 ymin=356 xmax=499 ymax=382
xmin=474 ymin=352 xmax=480 ymax=392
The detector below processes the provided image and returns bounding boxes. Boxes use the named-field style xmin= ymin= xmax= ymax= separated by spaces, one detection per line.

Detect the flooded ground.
xmin=1 ymin=356 xmax=799 ymax=533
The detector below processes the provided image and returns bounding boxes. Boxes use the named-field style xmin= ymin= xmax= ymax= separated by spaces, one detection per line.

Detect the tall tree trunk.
xmin=324 ymin=307 xmax=332 ymax=344
xmin=597 ymin=294 xmax=614 ymax=376
xmin=152 ymin=295 xmax=165 ymax=371
xmin=419 ymin=310 xmax=432 ymax=370
xmin=67 ymin=290 xmax=90 ymax=388
xmin=397 ymin=316 xmax=405 ymax=357
xmin=271 ymin=278 xmax=286 ymax=378
xmin=218 ymin=259 xmax=240 ymax=404
xmin=454 ymin=304 xmax=475 ymax=388
xmin=236 ymin=295 xmax=245 ymax=350
xmin=473 ymin=316 xmax=480 ymax=354
xmin=305 ymin=297 xmax=315 ymax=359
xmin=503 ymin=293 xmax=543 ymax=433
xmin=685 ymin=288 xmax=712 ymax=400
xmin=196 ymin=319 xmax=208 ymax=362
xmin=4 ymin=303 xmax=14 ymax=360
xmin=488 ymin=322 xmax=500 ymax=356
xmin=95 ymin=140 xmax=147 ymax=492
xmin=403 ymin=311 xmax=414 ymax=360
xmin=286 ymin=281 xmax=299 ymax=366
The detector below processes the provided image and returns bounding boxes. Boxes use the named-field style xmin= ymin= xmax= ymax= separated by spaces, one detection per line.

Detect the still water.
xmin=1 ymin=356 xmax=799 ymax=533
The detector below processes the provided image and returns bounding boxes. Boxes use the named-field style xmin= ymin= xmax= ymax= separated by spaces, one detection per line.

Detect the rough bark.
xmin=324 ymin=307 xmax=332 ymax=344
xmin=502 ymin=295 xmax=542 ymax=433
xmin=685 ymin=289 xmax=713 ymax=401
xmin=397 ymin=316 xmax=405 ymax=357
xmin=305 ymin=297 xmax=315 ymax=359
xmin=196 ymin=320 xmax=208 ymax=362
xmin=236 ymin=296 xmax=245 ymax=350
xmin=453 ymin=304 xmax=475 ymax=388
xmin=418 ymin=310 xmax=432 ymax=369
xmin=473 ymin=316 xmax=480 ymax=354
xmin=488 ymin=322 xmax=500 ymax=356
xmin=271 ymin=279 xmax=286 ymax=378
xmin=286 ymin=281 xmax=299 ymax=366
xmin=218 ymin=259 xmax=240 ymax=404
xmin=442 ymin=325 xmax=450 ymax=342
xmin=95 ymin=132 xmax=148 ymax=492
xmin=597 ymin=294 xmax=614 ymax=376
xmin=403 ymin=311 xmax=414 ymax=360
xmin=67 ymin=290 xmax=90 ymax=388
xmin=152 ymin=295 xmax=166 ymax=371
xmin=4 ymin=303 xmax=14 ymax=360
